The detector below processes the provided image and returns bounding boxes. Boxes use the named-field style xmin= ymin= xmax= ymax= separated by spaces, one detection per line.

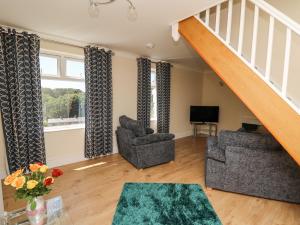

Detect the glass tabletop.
xmin=0 ymin=196 xmax=73 ymax=225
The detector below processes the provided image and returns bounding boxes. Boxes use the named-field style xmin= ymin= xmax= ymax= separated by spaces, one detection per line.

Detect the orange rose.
xmin=11 ymin=168 xmax=24 ymax=177
xmin=4 ymin=175 xmax=16 ymax=186
xmin=29 ymin=164 xmax=41 ymax=172
xmin=11 ymin=176 xmax=26 ymax=190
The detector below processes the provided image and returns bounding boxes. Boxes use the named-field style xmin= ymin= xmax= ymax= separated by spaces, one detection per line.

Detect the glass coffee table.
xmin=0 ymin=196 xmax=73 ymax=225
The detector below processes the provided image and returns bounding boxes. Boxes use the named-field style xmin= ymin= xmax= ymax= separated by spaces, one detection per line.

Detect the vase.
xmin=26 ymin=196 xmax=47 ymax=225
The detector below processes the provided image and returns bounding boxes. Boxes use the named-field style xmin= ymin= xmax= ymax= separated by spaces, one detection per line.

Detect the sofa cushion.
xmin=119 ymin=115 xmax=146 ymax=137
xmin=132 ymin=133 xmax=175 ymax=146
xmin=218 ymin=130 xmax=281 ymax=151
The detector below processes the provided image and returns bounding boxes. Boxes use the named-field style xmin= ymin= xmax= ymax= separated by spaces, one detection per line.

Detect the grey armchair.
xmin=116 ymin=116 xmax=175 ymax=169
xmin=206 ymin=130 xmax=300 ymax=203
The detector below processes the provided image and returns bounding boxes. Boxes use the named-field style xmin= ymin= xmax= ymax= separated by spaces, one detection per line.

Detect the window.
xmin=40 ymin=54 xmax=59 ymax=76
xmin=151 ymin=70 xmax=157 ymax=121
xmin=66 ymin=58 xmax=85 ymax=79
xmin=40 ymin=52 xmax=85 ymax=131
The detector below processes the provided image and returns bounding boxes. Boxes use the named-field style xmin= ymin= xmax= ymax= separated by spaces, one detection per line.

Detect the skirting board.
xmin=0 ymin=129 xmax=196 ymax=177
xmin=46 ymin=155 xmax=86 ymax=169
xmin=174 ymin=130 xmax=194 ymax=139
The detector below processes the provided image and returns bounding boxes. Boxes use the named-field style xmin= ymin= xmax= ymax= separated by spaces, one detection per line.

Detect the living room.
xmin=0 ymin=0 xmax=300 ymax=225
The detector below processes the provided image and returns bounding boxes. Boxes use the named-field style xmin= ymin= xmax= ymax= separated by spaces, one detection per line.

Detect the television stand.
xmin=192 ymin=122 xmax=218 ymax=137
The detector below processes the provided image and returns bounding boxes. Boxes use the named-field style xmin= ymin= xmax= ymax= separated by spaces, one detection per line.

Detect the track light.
xmin=126 ymin=0 xmax=138 ymax=22
xmin=88 ymin=0 xmax=138 ymax=21
xmin=88 ymin=0 xmax=100 ymax=18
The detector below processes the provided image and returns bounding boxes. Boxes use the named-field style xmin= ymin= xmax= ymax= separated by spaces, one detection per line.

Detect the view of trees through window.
xmin=42 ymin=86 xmax=85 ymax=127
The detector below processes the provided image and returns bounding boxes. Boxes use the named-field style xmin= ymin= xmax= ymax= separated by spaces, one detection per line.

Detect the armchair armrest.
xmin=132 ymin=133 xmax=175 ymax=146
xmin=145 ymin=127 xmax=154 ymax=134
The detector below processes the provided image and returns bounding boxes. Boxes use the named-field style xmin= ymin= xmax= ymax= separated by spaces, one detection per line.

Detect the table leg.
xmin=209 ymin=124 xmax=212 ymax=136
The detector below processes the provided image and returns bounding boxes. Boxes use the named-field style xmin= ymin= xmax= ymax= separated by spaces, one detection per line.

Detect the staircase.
xmin=173 ymin=0 xmax=300 ymax=165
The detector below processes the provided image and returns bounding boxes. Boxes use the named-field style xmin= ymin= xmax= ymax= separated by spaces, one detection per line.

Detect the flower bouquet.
xmin=3 ymin=163 xmax=63 ymax=224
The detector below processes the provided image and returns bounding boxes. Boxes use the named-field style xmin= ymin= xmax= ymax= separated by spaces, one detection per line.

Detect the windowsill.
xmin=44 ymin=124 xmax=85 ymax=133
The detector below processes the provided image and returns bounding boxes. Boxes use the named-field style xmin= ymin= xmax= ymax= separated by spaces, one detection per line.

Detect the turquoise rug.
xmin=112 ymin=183 xmax=222 ymax=225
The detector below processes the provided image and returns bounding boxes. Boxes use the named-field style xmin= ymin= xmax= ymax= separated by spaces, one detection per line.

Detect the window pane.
xmin=151 ymin=71 xmax=157 ymax=121
xmin=40 ymin=55 xmax=58 ymax=76
xmin=41 ymin=79 xmax=85 ymax=128
xmin=66 ymin=59 xmax=85 ymax=78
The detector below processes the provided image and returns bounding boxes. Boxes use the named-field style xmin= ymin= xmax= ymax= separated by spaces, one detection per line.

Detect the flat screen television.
xmin=190 ymin=106 xmax=219 ymax=123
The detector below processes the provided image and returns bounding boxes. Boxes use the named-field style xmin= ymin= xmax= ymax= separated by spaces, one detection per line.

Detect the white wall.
xmin=170 ymin=67 xmax=203 ymax=138
xmin=200 ymin=70 xmax=258 ymax=133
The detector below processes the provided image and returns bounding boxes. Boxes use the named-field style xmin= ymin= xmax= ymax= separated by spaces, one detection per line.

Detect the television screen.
xmin=190 ymin=106 xmax=219 ymax=123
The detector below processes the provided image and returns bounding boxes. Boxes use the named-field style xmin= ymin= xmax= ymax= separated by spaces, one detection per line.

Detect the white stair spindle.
xmin=205 ymin=9 xmax=210 ymax=26
xmin=226 ymin=0 xmax=233 ymax=43
xmin=265 ymin=16 xmax=275 ymax=80
xmin=192 ymin=0 xmax=300 ymax=115
xmin=282 ymin=28 xmax=292 ymax=96
xmin=238 ymin=0 xmax=246 ymax=55
xmin=251 ymin=5 xmax=259 ymax=66
xmin=215 ymin=4 xmax=221 ymax=34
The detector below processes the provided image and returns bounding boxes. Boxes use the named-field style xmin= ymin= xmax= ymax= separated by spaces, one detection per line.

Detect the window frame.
xmin=65 ymin=57 xmax=85 ymax=79
xmin=39 ymin=53 xmax=61 ymax=77
xmin=40 ymin=50 xmax=85 ymax=132
xmin=40 ymin=50 xmax=85 ymax=82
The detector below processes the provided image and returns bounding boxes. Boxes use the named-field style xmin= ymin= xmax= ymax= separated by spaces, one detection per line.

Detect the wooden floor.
xmin=3 ymin=136 xmax=300 ymax=225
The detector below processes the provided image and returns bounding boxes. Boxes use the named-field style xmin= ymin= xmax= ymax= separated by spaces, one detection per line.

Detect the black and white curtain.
xmin=84 ymin=46 xmax=112 ymax=158
xmin=156 ymin=62 xmax=171 ymax=133
xmin=137 ymin=58 xmax=151 ymax=128
xmin=0 ymin=28 xmax=46 ymax=173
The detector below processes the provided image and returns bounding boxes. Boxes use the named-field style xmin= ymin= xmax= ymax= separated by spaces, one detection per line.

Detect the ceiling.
xmin=0 ymin=0 xmax=223 ymax=71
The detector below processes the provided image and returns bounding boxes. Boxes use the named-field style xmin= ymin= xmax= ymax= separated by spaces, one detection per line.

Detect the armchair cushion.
xmin=119 ymin=115 xmax=146 ymax=137
xmin=132 ymin=133 xmax=175 ymax=146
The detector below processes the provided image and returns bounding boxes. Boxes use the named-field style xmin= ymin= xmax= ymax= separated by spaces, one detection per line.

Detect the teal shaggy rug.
xmin=112 ymin=183 xmax=222 ymax=225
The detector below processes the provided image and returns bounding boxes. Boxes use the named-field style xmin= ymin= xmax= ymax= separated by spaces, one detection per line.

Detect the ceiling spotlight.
xmin=146 ymin=43 xmax=155 ymax=49
xmin=88 ymin=0 xmax=137 ymax=21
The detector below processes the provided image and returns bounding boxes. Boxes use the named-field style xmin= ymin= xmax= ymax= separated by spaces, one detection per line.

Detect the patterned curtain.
xmin=84 ymin=46 xmax=112 ymax=158
xmin=0 ymin=28 xmax=46 ymax=173
xmin=156 ymin=62 xmax=171 ymax=133
xmin=137 ymin=58 xmax=151 ymax=128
